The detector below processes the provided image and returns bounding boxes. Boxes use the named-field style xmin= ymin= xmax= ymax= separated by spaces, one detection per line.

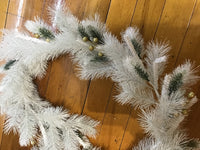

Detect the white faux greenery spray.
xmin=0 ymin=2 xmax=199 ymax=150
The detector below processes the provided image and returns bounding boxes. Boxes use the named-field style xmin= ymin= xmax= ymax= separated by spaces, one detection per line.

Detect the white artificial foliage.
xmin=172 ymin=61 xmax=199 ymax=86
xmin=145 ymin=41 xmax=170 ymax=90
xmin=25 ymin=17 xmax=53 ymax=34
xmin=48 ymin=3 xmax=79 ymax=32
xmin=0 ymin=2 xmax=199 ymax=150
xmin=133 ymin=133 xmax=189 ymax=150
xmin=0 ymin=62 xmax=98 ymax=149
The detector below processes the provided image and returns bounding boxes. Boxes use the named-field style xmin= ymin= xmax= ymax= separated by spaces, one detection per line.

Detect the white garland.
xmin=0 ymin=2 xmax=199 ymax=150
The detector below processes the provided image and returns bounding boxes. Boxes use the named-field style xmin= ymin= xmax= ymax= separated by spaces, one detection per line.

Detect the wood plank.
xmin=42 ymin=0 xmax=111 ymax=22
xmin=8 ymin=0 xmax=44 ymax=19
xmin=0 ymin=0 xmax=9 ymax=12
xmin=174 ymin=0 xmax=200 ymax=138
xmin=131 ymin=0 xmax=166 ymax=42
xmin=95 ymin=90 xmax=132 ymax=149
xmin=0 ymin=11 xmax=7 ymax=37
xmin=82 ymin=79 xmax=113 ymax=146
xmin=43 ymin=54 xmax=89 ymax=112
xmin=106 ymin=0 xmax=137 ymax=37
xmin=78 ymin=0 xmax=111 ymax=22
xmin=0 ymin=114 xmax=5 ymax=146
xmin=174 ymin=0 xmax=200 ymax=65
xmin=35 ymin=62 xmax=52 ymax=97
xmin=1 ymin=132 xmax=29 ymax=150
xmin=3 ymin=14 xmax=24 ymax=29
xmin=119 ymin=110 xmax=144 ymax=149
xmin=154 ymin=0 xmax=196 ymax=72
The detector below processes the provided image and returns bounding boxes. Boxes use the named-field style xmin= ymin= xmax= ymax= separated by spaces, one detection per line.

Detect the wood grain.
xmin=8 ymin=0 xmax=44 ymax=19
xmin=154 ymin=0 xmax=197 ymax=72
xmin=0 ymin=0 xmax=9 ymax=12
xmin=106 ymin=0 xmax=137 ymax=37
xmin=0 ymin=12 xmax=7 ymax=37
xmin=175 ymin=0 xmax=200 ymax=139
xmin=131 ymin=0 xmax=166 ymax=42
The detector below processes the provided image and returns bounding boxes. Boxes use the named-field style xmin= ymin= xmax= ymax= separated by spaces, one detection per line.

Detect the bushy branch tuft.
xmin=180 ymin=139 xmax=200 ymax=149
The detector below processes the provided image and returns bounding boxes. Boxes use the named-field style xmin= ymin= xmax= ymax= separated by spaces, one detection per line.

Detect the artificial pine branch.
xmin=91 ymin=55 xmax=108 ymax=62
xmin=180 ymin=139 xmax=200 ymax=149
xmin=87 ymin=25 xmax=104 ymax=44
xmin=135 ymin=64 xmax=149 ymax=81
xmin=75 ymin=130 xmax=84 ymax=139
xmin=56 ymin=127 xmax=63 ymax=137
xmin=131 ymin=39 xmax=142 ymax=58
xmin=78 ymin=25 xmax=90 ymax=40
xmin=168 ymin=73 xmax=183 ymax=96
xmin=39 ymin=27 xmax=55 ymax=39
xmin=4 ymin=60 xmax=16 ymax=70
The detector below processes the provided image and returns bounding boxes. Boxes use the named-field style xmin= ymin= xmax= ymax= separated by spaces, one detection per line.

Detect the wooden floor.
xmin=0 ymin=0 xmax=200 ymax=149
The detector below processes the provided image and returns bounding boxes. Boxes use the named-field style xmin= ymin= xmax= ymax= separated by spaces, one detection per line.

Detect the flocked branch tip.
xmin=131 ymin=39 xmax=142 ymax=59
xmin=135 ymin=64 xmax=149 ymax=81
xmin=168 ymin=73 xmax=183 ymax=96
xmin=38 ymin=27 xmax=55 ymax=40
xmin=4 ymin=60 xmax=16 ymax=70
